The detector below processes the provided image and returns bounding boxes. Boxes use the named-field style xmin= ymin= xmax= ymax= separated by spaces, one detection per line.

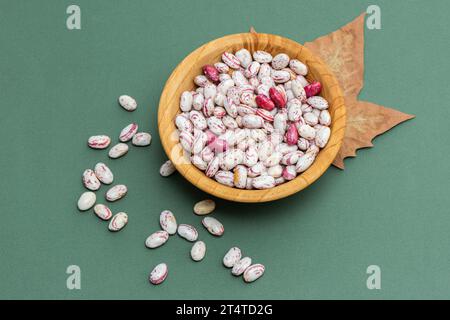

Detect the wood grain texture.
xmin=158 ymin=33 xmax=346 ymax=202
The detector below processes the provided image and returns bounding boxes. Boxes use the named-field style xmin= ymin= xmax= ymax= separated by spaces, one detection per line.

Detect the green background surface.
xmin=1 ymin=0 xmax=449 ymax=300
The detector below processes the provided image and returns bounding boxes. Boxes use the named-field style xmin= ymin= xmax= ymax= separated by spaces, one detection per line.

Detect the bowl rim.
xmin=158 ymin=32 xmax=346 ymax=203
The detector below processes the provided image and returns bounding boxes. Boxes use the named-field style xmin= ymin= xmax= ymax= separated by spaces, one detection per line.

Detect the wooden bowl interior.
xmin=158 ymin=33 xmax=345 ymax=202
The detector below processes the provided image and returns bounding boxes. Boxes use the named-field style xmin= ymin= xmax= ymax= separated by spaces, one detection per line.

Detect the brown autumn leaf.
xmin=333 ymin=98 xmax=415 ymax=169
xmin=305 ymin=13 xmax=365 ymax=98
xmin=304 ymin=13 xmax=415 ymax=169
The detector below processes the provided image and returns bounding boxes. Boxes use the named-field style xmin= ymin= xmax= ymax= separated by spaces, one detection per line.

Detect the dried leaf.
xmin=333 ymin=98 xmax=415 ymax=169
xmin=304 ymin=13 xmax=415 ymax=169
xmin=305 ymin=13 xmax=365 ymax=98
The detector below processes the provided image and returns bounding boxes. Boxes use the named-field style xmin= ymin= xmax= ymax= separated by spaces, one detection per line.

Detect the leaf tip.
xmin=332 ymin=159 xmax=345 ymax=170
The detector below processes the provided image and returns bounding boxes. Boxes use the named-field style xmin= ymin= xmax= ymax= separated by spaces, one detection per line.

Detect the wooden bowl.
xmin=158 ymin=33 xmax=346 ymax=203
